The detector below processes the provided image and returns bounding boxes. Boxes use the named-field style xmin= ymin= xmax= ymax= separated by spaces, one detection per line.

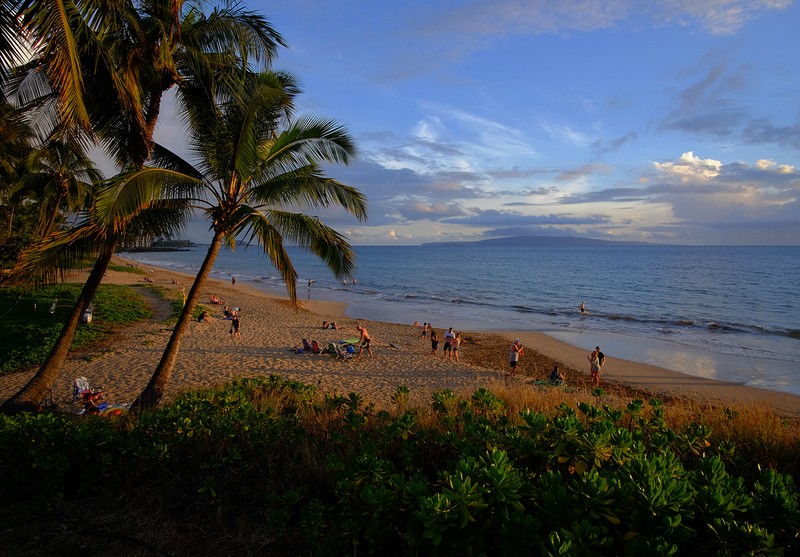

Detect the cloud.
xmin=648 ymin=152 xmax=800 ymax=225
xmin=647 ymin=0 xmax=793 ymax=35
xmin=660 ymin=59 xmax=749 ymax=137
xmin=743 ymin=119 xmax=800 ymax=150
xmin=557 ymin=163 xmax=614 ymax=182
xmin=653 ymin=151 xmax=722 ymax=182
xmin=414 ymin=0 xmax=791 ymax=44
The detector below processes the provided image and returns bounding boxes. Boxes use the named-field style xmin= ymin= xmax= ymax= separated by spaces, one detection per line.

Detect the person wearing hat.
xmin=508 ymin=339 xmax=524 ymax=377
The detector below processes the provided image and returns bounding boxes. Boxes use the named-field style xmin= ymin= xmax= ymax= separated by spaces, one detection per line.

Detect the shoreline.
xmin=3 ymin=256 xmax=799 ymax=419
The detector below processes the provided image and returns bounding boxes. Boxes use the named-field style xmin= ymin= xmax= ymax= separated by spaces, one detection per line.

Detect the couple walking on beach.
xmin=588 ymin=346 xmax=606 ymax=386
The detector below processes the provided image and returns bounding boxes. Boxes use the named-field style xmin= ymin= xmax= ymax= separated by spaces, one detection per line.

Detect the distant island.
xmin=120 ymin=239 xmax=196 ymax=252
xmin=422 ymin=235 xmax=653 ymax=247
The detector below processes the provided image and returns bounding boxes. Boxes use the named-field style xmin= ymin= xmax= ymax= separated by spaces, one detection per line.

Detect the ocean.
xmin=119 ymin=244 xmax=800 ymax=396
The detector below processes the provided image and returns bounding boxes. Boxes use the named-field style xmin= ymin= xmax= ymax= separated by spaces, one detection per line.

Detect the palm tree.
xmin=84 ymin=0 xmax=286 ymax=167
xmin=1 ymin=0 xmax=283 ymax=413
xmin=16 ymin=135 xmax=103 ymax=236
xmin=0 ymin=167 xmax=196 ymax=414
xmin=128 ymin=71 xmax=367 ymax=409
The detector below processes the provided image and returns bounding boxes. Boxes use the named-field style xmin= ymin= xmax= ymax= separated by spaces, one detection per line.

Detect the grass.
xmin=108 ymin=263 xmax=146 ymax=275
xmin=0 ymin=283 xmax=152 ymax=374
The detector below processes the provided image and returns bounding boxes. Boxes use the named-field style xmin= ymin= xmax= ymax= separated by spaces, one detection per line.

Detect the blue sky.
xmin=158 ymin=0 xmax=800 ymax=245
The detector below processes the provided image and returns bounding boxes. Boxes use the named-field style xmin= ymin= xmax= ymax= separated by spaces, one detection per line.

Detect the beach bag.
xmin=346 ymin=344 xmax=355 ymax=354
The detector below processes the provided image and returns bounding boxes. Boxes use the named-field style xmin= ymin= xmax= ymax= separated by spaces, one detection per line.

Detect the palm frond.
xmin=7 ymin=220 xmax=108 ymax=285
xmin=232 ymin=207 xmax=299 ymax=302
xmin=264 ymin=116 xmax=357 ymax=168
xmin=249 ymin=166 xmax=368 ymax=222
xmin=93 ymin=166 xmax=200 ymax=230
xmin=241 ymin=208 xmax=357 ymax=281
xmin=21 ymin=0 xmax=91 ymax=130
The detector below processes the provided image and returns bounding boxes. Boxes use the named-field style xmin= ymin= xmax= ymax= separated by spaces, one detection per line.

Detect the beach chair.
xmin=72 ymin=376 xmax=104 ymax=404
xmin=331 ymin=343 xmax=353 ymax=361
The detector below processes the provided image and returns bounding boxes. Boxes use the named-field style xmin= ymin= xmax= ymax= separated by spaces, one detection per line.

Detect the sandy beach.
xmin=3 ymin=256 xmax=800 ymax=419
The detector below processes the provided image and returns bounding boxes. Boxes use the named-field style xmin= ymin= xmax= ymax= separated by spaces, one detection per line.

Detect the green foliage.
xmin=107 ymin=263 xmax=146 ymax=275
xmin=0 ymin=284 xmax=151 ymax=373
xmin=0 ymin=377 xmax=798 ymax=556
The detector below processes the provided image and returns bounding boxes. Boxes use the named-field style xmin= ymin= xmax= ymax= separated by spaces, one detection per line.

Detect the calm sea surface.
xmin=120 ymin=245 xmax=800 ymax=396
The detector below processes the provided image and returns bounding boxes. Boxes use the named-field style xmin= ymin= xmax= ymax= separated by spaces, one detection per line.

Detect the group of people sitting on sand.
xmin=321 ymin=320 xmax=339 ymax=329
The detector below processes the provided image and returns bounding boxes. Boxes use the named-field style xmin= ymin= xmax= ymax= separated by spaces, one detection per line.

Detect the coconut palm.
xmin=128 ymin=71 xmax=367 ymax=409
xmin=1 ymin=0 xmax=283 ymax=413
xmin=14 ymin=135 xmax=103 ymax=236
xmin=83 ymin=0 xmax=286 ymax=167
xmin=0 ymin=167 xmax=197 ymax=414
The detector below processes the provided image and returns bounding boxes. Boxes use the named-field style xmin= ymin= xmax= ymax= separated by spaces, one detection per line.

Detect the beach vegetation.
xmin=0 ymin=375 xmax=797 ymax=555
xmin=107 ymin=263 xmax=146 ymax=275
xmin=0 ymin=283 xmax=150 ymax=374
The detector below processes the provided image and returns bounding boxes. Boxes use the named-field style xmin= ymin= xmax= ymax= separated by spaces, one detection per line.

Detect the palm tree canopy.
xmin=88 ymin=0 xmax=287 ymax=167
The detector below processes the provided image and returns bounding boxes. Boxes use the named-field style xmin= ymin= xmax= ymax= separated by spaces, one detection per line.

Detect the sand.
xmin=3 ymin=256 xmax=799 ymax=419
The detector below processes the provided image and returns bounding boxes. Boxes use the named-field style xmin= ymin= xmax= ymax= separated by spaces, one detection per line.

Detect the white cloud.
xmin=653 ymin=151 xmax=722 ymax=182
xmin=756 ymin=159 xmax=795 ymax=174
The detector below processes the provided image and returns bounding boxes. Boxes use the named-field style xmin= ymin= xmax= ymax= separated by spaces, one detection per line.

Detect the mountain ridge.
xmin=422 ymin=235 xmax=654 ymax=247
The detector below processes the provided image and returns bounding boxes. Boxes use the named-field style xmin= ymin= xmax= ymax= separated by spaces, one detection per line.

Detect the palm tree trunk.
xmin=1 ymin=243 xmax=115 ymax=414
xmin=41 ymin=190 xmax=65 ymax=237
xmin=131 ymin=232 xmax=224 ymax=410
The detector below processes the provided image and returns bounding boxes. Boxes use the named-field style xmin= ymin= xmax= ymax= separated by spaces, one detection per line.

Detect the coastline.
xmin=3 ymin=256 xmax=799 ymax=419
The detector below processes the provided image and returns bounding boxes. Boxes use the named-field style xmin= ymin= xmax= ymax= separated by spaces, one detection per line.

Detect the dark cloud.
xmin=742 ymin=118 xmax=800 ymax=150
xmin=591 ymin=132 xmax=638 ymax=155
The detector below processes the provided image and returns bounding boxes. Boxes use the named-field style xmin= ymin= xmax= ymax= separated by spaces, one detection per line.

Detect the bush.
xmin=0 ymin=377 xmax=798 ymax=555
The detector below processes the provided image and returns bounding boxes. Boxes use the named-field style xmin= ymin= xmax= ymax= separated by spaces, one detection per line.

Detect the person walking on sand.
xmin=356 ymin=324 xmax=373 ymax=358
xmin=452 ymin=332 xmax=462 ymax=363
xmin=231 ymin=314 xmax=240 ymax=339
xmin=430 ymin=329 xmax=439 ymax=357
xmin=508 ymin=339 xmax=524 ymax=377
xmin=588 ymin=349 xmax=601 ymax=386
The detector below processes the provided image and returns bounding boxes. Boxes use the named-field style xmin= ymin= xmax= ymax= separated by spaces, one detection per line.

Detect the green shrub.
xmin=0 ymin=377 xmax=798 ymax=555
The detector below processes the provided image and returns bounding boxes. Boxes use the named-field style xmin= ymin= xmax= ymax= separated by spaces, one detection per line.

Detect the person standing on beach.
xmin=443 ymin=327 xmax=455 ymax=359
xmin=596 ymin=346 xmax=606 ymax=369
xmin=588 ymin=349 xmax=601 ymax=385
xmin=509 ymin=339 xmax=524 ymax=377
xmin=430 ymin=329 xmax=439 ymax=356
xmin=231 ymin=314 xmax=240 ymax=339
xmin=356 ymin=324 xmax=373 ymax=358
xmin=452 ymin=332 xmax=462 ymax=363
xmin=231 ymin=276 xmax=236 ymax=286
